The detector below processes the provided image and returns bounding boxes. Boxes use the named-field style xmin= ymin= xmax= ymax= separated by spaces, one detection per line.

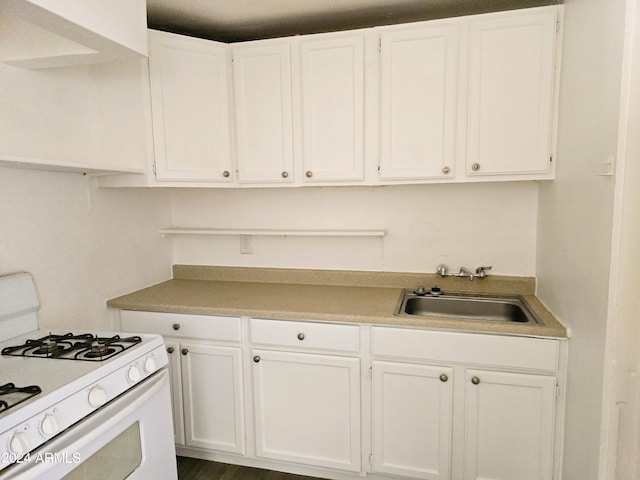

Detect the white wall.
xmin=601 ymin=0 xmax=640 ymax=476
xmin=170 ymin=182 xmax=538 ymax=275
xmin=536 ymin=0 xmax=625 ymax=478
xmin=0 ymin=166 xmax=172 ymax=331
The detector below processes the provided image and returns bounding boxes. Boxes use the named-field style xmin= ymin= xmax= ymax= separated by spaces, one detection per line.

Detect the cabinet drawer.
xmin=120 ymin=310 xmax=241 ymax=342
xmin=250 ymin=318 xmax=360 ymax=353
xmin=372 ymin=327 xmax=559 ymax=372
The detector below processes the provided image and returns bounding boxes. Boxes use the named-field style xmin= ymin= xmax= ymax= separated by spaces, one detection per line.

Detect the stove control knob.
xmin=144 ymin=357 xmax=156 ymax=373
xmin=41 ymin=414 xmax=59 ymax=436
xmin=88 ymin=386 xmax=107 ymax=408
xmin=10 ymin=432 xmax=29 ymax=454
xmin=127 ymin=366 xmax=141 ymax=383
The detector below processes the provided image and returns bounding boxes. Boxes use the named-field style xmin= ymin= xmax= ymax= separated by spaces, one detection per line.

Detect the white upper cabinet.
xmin=98 ymin=5 xmax=562 ymax=188
xmin=148 ymin=30 xmax=234 ymax=182
xmin=232 ymin=41 xmax=294 ymax=184
xmin=297 ymin=33 xmax=365 ymax=183
xmin=465 ymin=9 xmax=559 ymax=177
xmin=379 ymin=21 xmax=460 ymax=181
xmin=0 ymin=0 xmax=147 ymax=69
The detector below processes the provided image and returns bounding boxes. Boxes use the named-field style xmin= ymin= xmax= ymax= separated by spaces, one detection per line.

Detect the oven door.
xmin=1 ymin=369 xmax=177 ymax=480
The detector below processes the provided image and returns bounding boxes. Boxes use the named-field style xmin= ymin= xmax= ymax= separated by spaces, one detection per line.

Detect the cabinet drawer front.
xmin=120 ymin=310 xmax=241 ymax=342
xmin=372 ymin=327 xmax=558 ymax=372
xmin=250 ymin=318 xmax=360 ymax=353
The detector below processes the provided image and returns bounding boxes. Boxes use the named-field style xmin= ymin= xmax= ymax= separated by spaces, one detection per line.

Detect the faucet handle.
xmin=475 ymin=266 xmax=492 ymax=278
xmin=436 ymin=264 xmax=448 ymax=277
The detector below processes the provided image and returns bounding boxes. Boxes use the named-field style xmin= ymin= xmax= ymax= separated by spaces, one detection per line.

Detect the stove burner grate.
xmin=1 ymin=333 xmax=142 ymax=362
xmin=0 ymin=383 xmax=42 ymax=413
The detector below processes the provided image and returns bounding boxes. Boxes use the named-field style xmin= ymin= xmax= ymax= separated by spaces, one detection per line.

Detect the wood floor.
xmin=176 ymin=457 xmax=326 ymax=480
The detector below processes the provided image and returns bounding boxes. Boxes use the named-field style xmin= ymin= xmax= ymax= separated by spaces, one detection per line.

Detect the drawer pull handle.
xmin=253 ymin=355 xmax=261 ymax=363
xmin=222 ymin=170 xmax=230 ymax=178
xmin=440 ymin=374 xmax=448 ymax=382
xmin=471 ymin=376 xmax=480 ymax=385
xmin=167 ymin=347 xmax=175 ymax=354
xmin=281 ymin=171 xmax=289 ymax=179
xmin=172 ymin=323 xmax=180 ymax=331
xmin=297 ymin=333 xmax=305 ymax=341
xmin=181 ymin=348 xmax=189 ymax=356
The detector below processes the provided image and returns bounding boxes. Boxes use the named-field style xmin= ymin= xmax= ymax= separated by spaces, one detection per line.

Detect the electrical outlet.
xmin=240 ymin=235 xmax=253 ymax=254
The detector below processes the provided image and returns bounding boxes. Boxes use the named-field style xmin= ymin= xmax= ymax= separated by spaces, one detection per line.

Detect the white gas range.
xmin=0 ymin=273 xmax=177 ymax=479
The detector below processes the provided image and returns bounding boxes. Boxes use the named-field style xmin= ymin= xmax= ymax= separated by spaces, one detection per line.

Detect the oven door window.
xmin=63 ymin=422 xmax=142 ymax=480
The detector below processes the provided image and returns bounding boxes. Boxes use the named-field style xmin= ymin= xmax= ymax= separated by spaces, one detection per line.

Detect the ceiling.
xmin=146 ymin=0 xmax=560 ymax=43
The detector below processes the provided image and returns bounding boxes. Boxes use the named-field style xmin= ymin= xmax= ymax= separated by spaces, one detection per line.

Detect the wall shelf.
xmin=0 ymin=155 xmax=145 ymax=176
xmin=159 ymin=227 xmax=387 ymax=238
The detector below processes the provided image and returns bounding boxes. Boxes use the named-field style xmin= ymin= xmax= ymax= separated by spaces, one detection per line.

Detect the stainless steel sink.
xmin=395 ymin=289 xmax=543 ymax=325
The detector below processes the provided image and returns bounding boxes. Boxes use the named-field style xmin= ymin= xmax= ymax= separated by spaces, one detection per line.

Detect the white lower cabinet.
xmin=166 ymin=339 xmax=245 ymax=452
xmin=165 ymin=340 xmax=245 ymax=453
xmin=252 ymin=349 xmax=361 ymax=472
xmin=371 ymin=327 xmax=562 ymax=480
xmin=372 ymin=361 xmax=453 ymax=479
xmin=249 ymin=317 xmax=362 ymax=472
xmin=120 ymin=311 xmax=245 ymax=454
xmin=163 ymin=339 xmax=186 ymax=445
xmin=464 ymin=369 xmax=556 ymax=480
xmin=179 ymin=342 xmax=245 ymax=453
xmin=119 ymin=311 xmax=564 ymax=480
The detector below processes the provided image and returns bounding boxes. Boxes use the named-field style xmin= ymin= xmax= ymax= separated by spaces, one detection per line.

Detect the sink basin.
xmin=395 ymin=290 xmax=543 ymax=325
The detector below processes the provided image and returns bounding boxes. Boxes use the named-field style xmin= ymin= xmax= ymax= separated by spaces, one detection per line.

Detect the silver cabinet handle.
xmin=181 ymin=348 xmax=188 ymax=356
xmin=440 ymin=374 xmax=448 ymax=382
xmin=172 ymin=323 xmax=180 ymax=331
xmin=281 ymin=171 xmax=289 ymax=178
xmin=297 ymin=333 xmax=305 ymax=341
xmin=442 ymin=166 xmax=450 ymax=175
xmin=305 ymin=171 xmax=313 ymax=178
xmin=253 ymin=355 xmax=261 ymax=363
xmin=471 ymin=376 xmax=480 ymax=385
xmin=167 ymin=347 xmax=175 ymax=354
xmin=223 ymin=170 xmax=230 ymax=178
xmin=471 ymin=163 xmax=481 ymax=172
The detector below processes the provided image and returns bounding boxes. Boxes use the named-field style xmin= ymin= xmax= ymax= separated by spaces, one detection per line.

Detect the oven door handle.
xmin=1 ymin=369 xmax=176 ymax=480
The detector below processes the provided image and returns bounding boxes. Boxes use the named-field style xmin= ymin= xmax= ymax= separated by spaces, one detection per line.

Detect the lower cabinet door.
xmin=464 ymin=369 xmax=556 ymax=480
xmin=180 ymin=343 xmax=245 ymax=454
xmin=372 ymin=361 xmax=453 ymax=479
xmin=164 ymin=339 xmax=186 ymax=445
xmin=252 ymin=349 xmax=361 ymax=472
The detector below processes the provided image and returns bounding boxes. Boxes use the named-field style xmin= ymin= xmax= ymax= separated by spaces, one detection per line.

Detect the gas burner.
xmin=1 ymin=333 xmax=142 ymax=362
xmin=0 ymin=383 xmax=42 ymax=414
xmin=32 ymin=338 xmax=63 ymax=355
xmin=84 ymin=340 xmax=116 ymax=359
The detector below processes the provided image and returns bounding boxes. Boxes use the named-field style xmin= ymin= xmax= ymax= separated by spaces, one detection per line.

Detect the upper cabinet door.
xmin=379 ymin=22 xmax=460 ymax=181
xmin=233 ymin=42 xmax=294 ymax=184
xmin=298 ymin=34 xmax=365 ymax=183
xmin=148 ymin=30 xmax=234 ymax=182
xmin=466 ymin=10 xmax=558 ymax=176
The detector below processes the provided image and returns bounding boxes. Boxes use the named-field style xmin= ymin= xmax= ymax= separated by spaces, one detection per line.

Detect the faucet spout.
xmin=458 ymin=267 xmax=474 ymax=281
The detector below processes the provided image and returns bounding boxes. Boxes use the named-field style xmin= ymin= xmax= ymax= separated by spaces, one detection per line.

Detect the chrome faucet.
xmin=436 ymin=264 xmax=492 ymax=281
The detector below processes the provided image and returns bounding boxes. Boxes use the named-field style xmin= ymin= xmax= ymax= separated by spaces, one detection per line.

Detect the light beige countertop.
xmin=107 ymin=265 xmax=567 ymax=338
